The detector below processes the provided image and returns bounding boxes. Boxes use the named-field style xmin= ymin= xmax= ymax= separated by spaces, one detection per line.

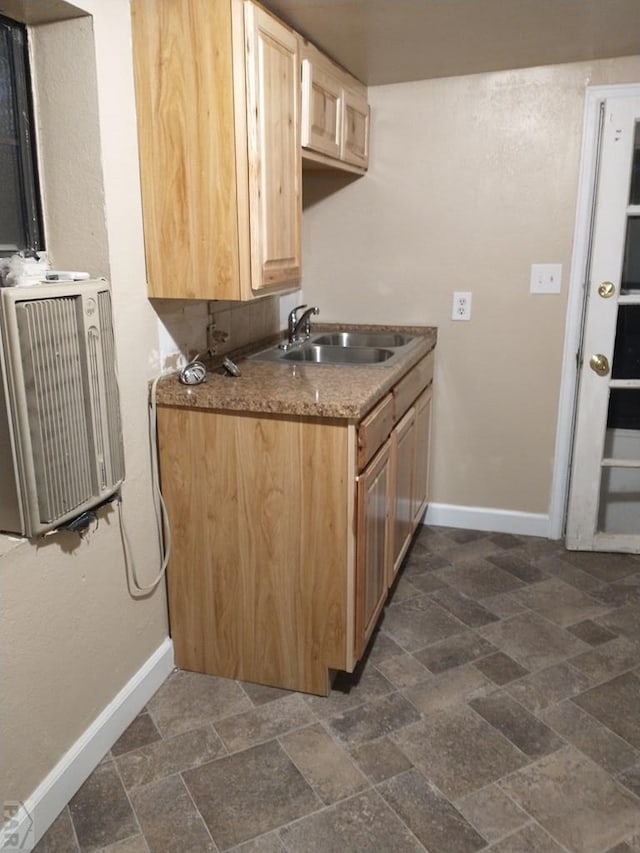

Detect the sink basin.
xmin=313 ymin=331 xmax=415 ymax=348
xmin=282 ymin=345 xmax=394 ymax=364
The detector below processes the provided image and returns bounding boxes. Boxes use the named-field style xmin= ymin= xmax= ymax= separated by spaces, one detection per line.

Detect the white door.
xmin=566 ymin=95 xmax=640 ymax=553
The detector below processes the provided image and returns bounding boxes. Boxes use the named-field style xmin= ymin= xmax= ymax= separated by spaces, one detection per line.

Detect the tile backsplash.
xmin=151 ymin=294 xmax=300 ymax=373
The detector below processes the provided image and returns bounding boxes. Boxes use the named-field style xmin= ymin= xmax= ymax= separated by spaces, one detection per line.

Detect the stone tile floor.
xmin=35 ymin=526 xmax=640 ymax=853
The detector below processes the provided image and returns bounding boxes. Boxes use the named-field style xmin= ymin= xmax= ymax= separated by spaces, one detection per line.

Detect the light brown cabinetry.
xmin=131 ymin=0 xmax=301 ymax=300
xmin=300 ymin=42 xmax=370 ymax=174
xmin=157 ymin=349 xmax=434 ymax=695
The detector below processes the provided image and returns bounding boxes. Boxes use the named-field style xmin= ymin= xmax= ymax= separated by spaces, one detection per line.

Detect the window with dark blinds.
xmin=0 ymin=15 xmax=43 ymax=256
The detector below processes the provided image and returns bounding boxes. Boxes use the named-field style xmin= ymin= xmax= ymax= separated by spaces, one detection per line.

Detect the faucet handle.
xmin=288 ymin=303 xmax=307 ymax=331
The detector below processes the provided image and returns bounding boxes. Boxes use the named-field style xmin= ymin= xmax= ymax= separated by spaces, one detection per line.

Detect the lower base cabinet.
xmin=157 ymin=351 xmax=434 ymax=695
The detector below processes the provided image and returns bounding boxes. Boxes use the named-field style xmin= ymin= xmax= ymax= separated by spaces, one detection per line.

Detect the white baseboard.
xmin=1 ymin=638 xmax=174 ymax=851
xmin=424 ymin=502 xmax=552 ymax=538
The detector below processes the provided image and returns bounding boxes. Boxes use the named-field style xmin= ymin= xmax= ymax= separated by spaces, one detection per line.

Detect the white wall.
xmin=301 ymin=56 xmax=640 ymax=518
xmin=0 ymin=0 xmax=168 ymax=814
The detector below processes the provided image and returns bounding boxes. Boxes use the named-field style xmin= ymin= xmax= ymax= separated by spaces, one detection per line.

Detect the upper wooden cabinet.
xmin=131 ymin=0 xmax=302 ymax=300
xmin=300 ymin=41 xmax=370 ymax=174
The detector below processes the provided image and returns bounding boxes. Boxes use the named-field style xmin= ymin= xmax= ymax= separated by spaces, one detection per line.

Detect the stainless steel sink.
xmin=282 ymin=344 xmax=394 ymax=364
xmin=312 ymin=331 xmax=415 ymax=348
xmin=248 ymin=327 xmax=420 ymax=367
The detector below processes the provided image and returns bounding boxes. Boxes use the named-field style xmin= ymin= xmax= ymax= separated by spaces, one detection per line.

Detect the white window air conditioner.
xmin=0 ymin=279 xmax=125 ymax=537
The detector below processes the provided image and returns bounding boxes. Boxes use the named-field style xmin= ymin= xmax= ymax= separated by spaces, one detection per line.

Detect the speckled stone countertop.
xmin=154 ymin=324 xmax=437 ymax=421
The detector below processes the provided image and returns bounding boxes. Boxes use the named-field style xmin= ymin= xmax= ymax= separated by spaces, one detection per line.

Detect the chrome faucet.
xmin=282 ymin=304 xmax=319 ymax=348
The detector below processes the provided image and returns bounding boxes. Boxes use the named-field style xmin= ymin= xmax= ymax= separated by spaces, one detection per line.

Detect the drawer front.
xmin=357 ymin=392 xmax=394 ymax=470
xmin=394 ymin=351 xmax=434 ymax=420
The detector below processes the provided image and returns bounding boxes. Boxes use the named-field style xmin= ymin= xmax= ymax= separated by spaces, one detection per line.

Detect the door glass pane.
xmin=598 ymin=415 xmax=640 ymax=534
xmin=630 ymin=121 xmax=640 ymax=205
xmin=621 ymin=217 xmax=640 ymax=293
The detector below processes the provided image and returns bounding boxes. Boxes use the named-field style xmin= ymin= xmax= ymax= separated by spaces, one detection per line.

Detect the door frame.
xmin=549 ymin=82 xmax=640 ymax=539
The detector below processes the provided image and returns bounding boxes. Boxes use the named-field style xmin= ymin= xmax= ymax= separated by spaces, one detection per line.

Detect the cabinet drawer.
xmin=357 ymin=393 xmax=394 ymax=470
xmin=393 ymin=351 xmax=434 ymax=420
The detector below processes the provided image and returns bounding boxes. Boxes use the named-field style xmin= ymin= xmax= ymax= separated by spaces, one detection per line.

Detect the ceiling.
xmin=261 ymin=0 xmax=640 ymax=85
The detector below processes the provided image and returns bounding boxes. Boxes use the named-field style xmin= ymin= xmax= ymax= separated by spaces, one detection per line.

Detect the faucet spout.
xmin=284 ymin=304 xmax=320 ymax=347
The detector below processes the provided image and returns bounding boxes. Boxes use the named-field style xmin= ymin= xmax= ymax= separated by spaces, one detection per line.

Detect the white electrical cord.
xmin=118 ymin=375 xmax=172 ymax=595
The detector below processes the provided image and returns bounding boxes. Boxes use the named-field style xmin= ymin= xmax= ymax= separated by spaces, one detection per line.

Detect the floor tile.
xmin=510 ymin=578 xmax=608 ymax=627
xmin=477 ymin=611 xmax=589 ymax=671
xmin=414 ymin=630 xmax=496 ymax=674
xmin=479 ymin=593 xmax=528 ymax=619
xmin=434 ymin=560 xmax=525 ymax=600
xmin=488 ymin=533 xmax=524 ymax=550
xmin=326 ymin=691 xmax=421 ymax=746
xmin=147 ymin=671 xmax=251 ymax=738
xmin=278 ymin=789 xmax=425 ymax=852
xmin=389 ymin=575 xmax=423 ymax=604
xmin=228 ymin=833 xmax=286 ymax=852
xmin=541 ymin=700 xmax=638 ymax=774
xmin=111 ymin=713 xmax=161 ymax=758
xmin=116 ymin=725 xmax=225 ymax=790
xmin=600 ymin=603 xmax=640 ymax=642
xmin=573 ymin=671 xmax=640 ymax=748
xmin=279 ymin=723 xmax=368 ymax=804
xmin=469 ymin=692 xmax=564 ymax=759
xmin=392 ymin=706 xmax=529 ymax=800
xmin=33 ymin=808 xmax=79 ymax=853
xmin=617 ymin=763 xmax=640 ymax=798
xmin=129 ymin=774 xmax=214 ymax=853
xmin=302 ymin=661 xmax=394 ymax=718
xmin=536 ymin=556 xmax=604 ymax=591
xmin=473 ymin=652 xmax=529 ymax=686
xmin=183 ymin=740 xmax=320 ymax=850
xmin=96 ymin=836 xmax=150 ymax=852
xmin=349 ymin=735 xmax=413 ymax=783
xmin=589 ymin=573 xmax=640 ymax=607
xmin=486 ymin=822 xmax=565 ymax=852
xmin=407 ymin=571 xmax=450 ymax=594
xmin=457 ymin=785 xmax=529 ymax=843
xmin=403 ymin=663 xmax=494 ymax=715
xmin=486 ymin=552 xmax=548 ymax=584
xmin=214 ymin=694 xmax=316 ymax=753
xmin=380 ymin=594 xmax=466 ymax=651
xmin=240 ymin=681 xmax=292 ymax=706
xmin=505 ymin=662 xmax=592 ymax=713
xmin=68 ymin=762 xmax=138 ymax=853
xmin=569 ymin=637 xmax=640 ymax=684
xmin=500 ymin=746 xmax=640 ymax=852
xmin=379 ymin=768 xmax=486 ymax=852
xmin=429 ymin=586 xmax=500 ymax=627
xmin=560 ymin=552 xmax=640 ymax=583
xmin=567 ymin=619 xmax=618 ymax=647
xmin=374 ymin=652 xmax=432 ymax=688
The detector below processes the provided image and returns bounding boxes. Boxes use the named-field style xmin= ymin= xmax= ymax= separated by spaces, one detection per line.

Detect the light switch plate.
xmin=530 ymin=263 xmax=562 ymax=294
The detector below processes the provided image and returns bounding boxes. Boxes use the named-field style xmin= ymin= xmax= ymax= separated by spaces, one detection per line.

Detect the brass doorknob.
xmin=589 ymin=353 xmax=610 ymax=376
xmin=598 ymin=281 xmax=615 ymax=298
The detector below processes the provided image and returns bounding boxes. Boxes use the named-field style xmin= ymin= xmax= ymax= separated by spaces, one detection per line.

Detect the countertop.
xmin=154 ymin=324 xmax=437 ymax=421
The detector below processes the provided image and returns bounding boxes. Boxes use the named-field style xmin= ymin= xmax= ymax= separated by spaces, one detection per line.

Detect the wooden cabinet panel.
xmin=158 ymin=406 xmax=354 ymax=695
xmin=391 ymin=408 xmax=416 ymax=581
xmin=413 ymin=388 xmax=433 ymax=526
xmin=245 ymin=3 xmax=302 ymax=291
xmin=131 ymin=0 xmax=302 ymax=300
xmin=301 ymin=57 xmax=342 ymax=159
xmin=341 ymin=87 xmax=370 ymax=169
xmin=355 ymin=442 xmax=391 ymax=659
xmin=357 ymin=393 xmax=394 ymax=470
xmin=131 ymin=0 xmax=240 ymax=300
xmin=300 ymin=41 xmax=369 ymax=173
xmin=394 ymin=351 xmax=434 ymax=419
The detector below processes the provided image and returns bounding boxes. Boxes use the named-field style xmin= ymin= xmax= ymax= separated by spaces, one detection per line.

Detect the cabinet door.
xmin=391 ymin=408 xmax=416 ymax=580
xmin=301 ymin=57 xmax=342 ymax=159
xmin=244 ymin=2 xmax=302 ymax=293
xmin=341 ymin=86 xmax=369 ymax=169
xmin=355 ymin=441 xmax=391 ymax=659
xmin=412 ymin=387 xmax=432 ymax=526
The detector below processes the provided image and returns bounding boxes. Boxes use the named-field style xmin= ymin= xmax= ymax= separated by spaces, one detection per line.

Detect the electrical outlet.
xmin=452 ymin=291 xmax=472 ymax=321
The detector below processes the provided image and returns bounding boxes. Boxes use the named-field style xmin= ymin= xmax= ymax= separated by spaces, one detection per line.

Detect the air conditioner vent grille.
xmin=16 ymin=297 xmax=95 ymax=522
